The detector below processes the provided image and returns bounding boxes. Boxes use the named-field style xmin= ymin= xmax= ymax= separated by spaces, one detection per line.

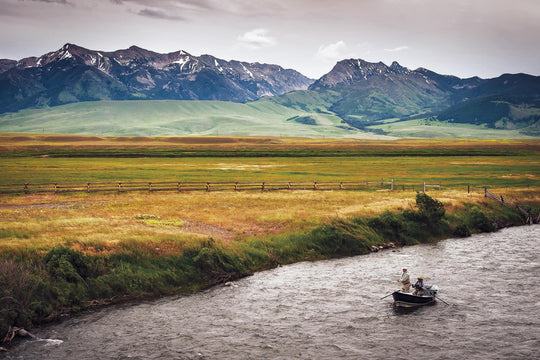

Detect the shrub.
xmin=366 ymin=211 xmax=409 ymax=245
xmin=453 ymin=223 xmax=471 ymax=237
xmin=44 ymin=246 xmax=89 ymax=282
xmin=0 ymin=258 xmax=54 ymax=339
xmin=415 ymin=192 xmax=445 ymax=225
xmin=468 ymin=206 xmax=495 ymax=232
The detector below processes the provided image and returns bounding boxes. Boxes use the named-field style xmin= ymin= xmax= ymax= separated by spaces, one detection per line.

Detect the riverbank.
xmin=1 ymin=191 xmax=537 ymax=345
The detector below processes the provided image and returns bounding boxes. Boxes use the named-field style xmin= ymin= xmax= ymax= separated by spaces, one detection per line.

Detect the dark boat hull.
xmin=392 ymin=291 xmax=436 ymax=308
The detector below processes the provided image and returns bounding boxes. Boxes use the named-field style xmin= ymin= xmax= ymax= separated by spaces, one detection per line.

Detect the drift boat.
xmin=392 ymin=285 xmax=439 ymax=308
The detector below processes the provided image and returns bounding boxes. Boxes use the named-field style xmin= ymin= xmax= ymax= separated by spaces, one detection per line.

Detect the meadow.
xmin=0 ymin=135 xmax=539 ymax=341
xmin=1 ymin=135 xmax=539 ymax=249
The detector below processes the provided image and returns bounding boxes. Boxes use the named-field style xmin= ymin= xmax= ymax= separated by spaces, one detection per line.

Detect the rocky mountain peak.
xmin=0 ymin=43 xmax=313 ymax=113
xmin=309 ymin=58 xmax=396 ymax=90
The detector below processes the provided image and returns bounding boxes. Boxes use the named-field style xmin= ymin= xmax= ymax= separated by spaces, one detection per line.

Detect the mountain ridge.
xmin=0 ymin=43 xmax=313 ymax=113
xmin=1 ymin=45 xmax=539 ymax=137
xmin=298 ymin=58 xmax=539 ymax=132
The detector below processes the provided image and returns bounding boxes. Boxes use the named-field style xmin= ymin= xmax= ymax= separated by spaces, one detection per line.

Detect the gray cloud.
xmin=138 ymin=8 xmax=185 ymax=21
xmin=24 ymin=0 xmax=69 ymax=3
xmin=2 ymin=0 xmax=538 ymax=79
xmin=110 ymin=0 xmax=214 ymax=21
xmin=111 ymin=0 xmax=214 ymax=11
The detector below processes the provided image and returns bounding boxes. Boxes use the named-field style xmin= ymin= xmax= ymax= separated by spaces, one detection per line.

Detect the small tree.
xmin=416 ymin=192 xmax=445 ymax=225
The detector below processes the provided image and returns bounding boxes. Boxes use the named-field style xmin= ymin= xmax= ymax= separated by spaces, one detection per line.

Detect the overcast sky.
xmin=1 ymin=0 xmax=539 ymax=79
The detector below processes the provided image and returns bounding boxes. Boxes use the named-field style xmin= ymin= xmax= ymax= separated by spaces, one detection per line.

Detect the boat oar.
xmin=435 ymin=295 xmax=450 ymax=306
xmin=380 ymin=292 xmax=394 ymax=300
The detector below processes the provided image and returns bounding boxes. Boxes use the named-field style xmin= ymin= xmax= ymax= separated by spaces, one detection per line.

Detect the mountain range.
xmin=0 ymin=43 xmax=312 ymax=113
xmin=270 ymin=58 xmax=539 ymax=135
xmin=0 ymin=44 xmax=539 ymax=137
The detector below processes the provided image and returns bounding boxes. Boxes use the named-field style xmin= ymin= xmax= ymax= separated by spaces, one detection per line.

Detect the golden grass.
xmin=2 ymin=187 xmax=537 ymax=255
xmin=1 ymin=134 xmax=538 ymax=255
xmin=1 ymin=133 xmax=539 ymax=152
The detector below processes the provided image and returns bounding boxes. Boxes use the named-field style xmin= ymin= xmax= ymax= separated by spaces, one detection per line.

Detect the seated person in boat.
xmin=398 ymin=268 xmax=411 ymax=292
xmin=412 ymin=276 xmax=425 ymax=296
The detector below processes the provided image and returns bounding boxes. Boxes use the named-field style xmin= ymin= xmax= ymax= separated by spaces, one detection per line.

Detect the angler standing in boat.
xmin=398 ymin=268 xmax=411 ymax=292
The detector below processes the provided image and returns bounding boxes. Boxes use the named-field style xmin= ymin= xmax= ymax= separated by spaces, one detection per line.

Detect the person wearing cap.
xmin=412 ymin=276 xmax=425 ymax=296
xmin=397 ymin=268 xmax=411 ymax=292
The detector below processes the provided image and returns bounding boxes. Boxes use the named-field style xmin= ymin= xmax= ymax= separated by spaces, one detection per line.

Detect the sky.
xmin=1 ymin=0 xmax=539 ymax=79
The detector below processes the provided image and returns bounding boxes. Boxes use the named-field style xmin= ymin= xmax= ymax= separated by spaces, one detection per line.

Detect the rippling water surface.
xmin=5 ymin=225 xmax=539 ymax=359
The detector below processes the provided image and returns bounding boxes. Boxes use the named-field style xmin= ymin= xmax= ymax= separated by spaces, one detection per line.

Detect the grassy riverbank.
xmin=1 ymin=191 xmax=537 ymax=343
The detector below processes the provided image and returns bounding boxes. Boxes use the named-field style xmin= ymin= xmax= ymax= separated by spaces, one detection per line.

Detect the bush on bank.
xmin=0 ymin=193 xmax=529 ymax=343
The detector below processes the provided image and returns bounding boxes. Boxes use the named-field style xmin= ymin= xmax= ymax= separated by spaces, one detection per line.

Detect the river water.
xmin=4 ymin=225 xmax=539 ymax=360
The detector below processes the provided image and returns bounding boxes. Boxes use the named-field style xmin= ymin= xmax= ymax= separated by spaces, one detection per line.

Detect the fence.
xmin=470 ymin=186 xmax=534 ymax=224
xmin=0 ymin=179 xmax=446 ymax=195
xmin=5 ymin=180 xmax=530 ymax=197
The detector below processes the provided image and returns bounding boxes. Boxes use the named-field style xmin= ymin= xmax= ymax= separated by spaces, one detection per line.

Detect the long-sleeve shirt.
xmin=400 ymin=272 xmax=410 ymax=285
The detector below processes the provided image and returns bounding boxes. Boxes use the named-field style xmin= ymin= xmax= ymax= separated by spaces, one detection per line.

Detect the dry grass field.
xmin=2 ymin=188 xmax=538 ymax=254
xmin=0 ymin=133 xmax=537 ymax=152
xmin=1 ymin=133 xmax=538 ymax=254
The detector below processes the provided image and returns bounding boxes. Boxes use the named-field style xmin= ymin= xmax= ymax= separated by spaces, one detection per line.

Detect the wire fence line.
xmin=0 ymin=179 xmax=454 ymax=195
xmin=0 ymin=179 xmax=533 ymax=196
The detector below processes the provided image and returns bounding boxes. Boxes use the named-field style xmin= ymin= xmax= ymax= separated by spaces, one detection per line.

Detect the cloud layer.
xmin=1 ymin=0 xmax=538 ymax=79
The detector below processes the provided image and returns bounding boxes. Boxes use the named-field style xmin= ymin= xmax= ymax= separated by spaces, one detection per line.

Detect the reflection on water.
xmin=4 ymin=225 xmax=540 ymax=360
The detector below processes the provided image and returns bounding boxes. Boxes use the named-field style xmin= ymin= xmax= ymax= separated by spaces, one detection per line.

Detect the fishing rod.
xmin=435 ymin=295 xmax=450 ymax=305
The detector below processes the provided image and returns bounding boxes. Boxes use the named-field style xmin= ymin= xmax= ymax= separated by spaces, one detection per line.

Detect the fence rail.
xmin=468 ymin=186 xmax=534 ymax=224
xmin=0 ymin=179 xmax=431 ymax=195
xmin=0 ymin=180 xmax=533 ymax=199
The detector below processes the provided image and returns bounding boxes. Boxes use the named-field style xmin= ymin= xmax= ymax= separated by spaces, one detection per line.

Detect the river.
xmin=4 ymin=225 xmax=539 ymax=359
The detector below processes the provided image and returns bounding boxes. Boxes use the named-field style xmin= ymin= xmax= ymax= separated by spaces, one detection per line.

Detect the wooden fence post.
xmin=118 ymin=182 xmax=122 ymax=193
xmin=484 ymin=187 xmax=487 ymax=197
xmin=365 ymin=179 xmax=368 ymax=188
xmin=288 ymin=182 xmax=292 ymax=190
xmin=54 ymin=183 xmax=58 ymax=194
xmin=148 ymin=182 xmax=152 ymax=192
xmin=24 ymin=183 xmax=28 ymax=194
xmin=262 ymin=182 xmax=266 ymax=191
xmin=423 ymin=182 xmax=426 ymax=192
xmin=206 ymin=182 xmax=210 ymax=192
xmin=87 ymin=183 xmax=91 ymax=193
xmin=468 ymin=184 xmax=470 ymax=193
xmin=178 ymin=182 xmax=182 ymax=192
xmin=339 ymin=182 xmax=344 ymax=190
xmin=391 ymin=179 xmax=394 ymax=191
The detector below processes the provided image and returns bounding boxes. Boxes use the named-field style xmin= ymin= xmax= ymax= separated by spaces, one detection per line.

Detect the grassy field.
xmin=0 ymin=154 xmax=538 ymax=188
xmin=1 ymin=135 xmax=539 ymax=250
xmin=1 ymin=135 xmax=539 ymax=340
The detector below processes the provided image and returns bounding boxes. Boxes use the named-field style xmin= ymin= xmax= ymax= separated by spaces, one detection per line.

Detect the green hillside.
xmin=368 ymin=118 xmax=539 ymax=139
xmin=0 ymin=98 xmax=538 ymax=139
xmin=0 ymin=99 xmax=380 ymax=138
